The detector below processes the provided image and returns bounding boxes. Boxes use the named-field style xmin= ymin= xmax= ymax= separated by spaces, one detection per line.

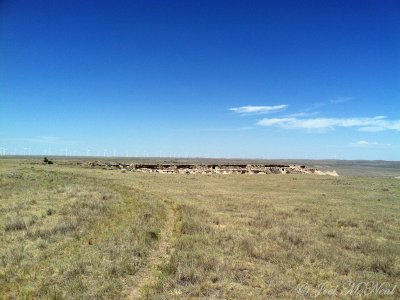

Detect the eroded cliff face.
xmin=86 ymin=161 xmax=338 ymax=176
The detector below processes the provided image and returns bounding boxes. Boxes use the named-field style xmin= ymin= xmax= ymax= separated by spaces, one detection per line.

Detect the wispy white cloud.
xmin=329 ymin=96 xmax=353 ymax=104
xmin=355 ymin=140 xmax=378 ymax=145
xmin=285 ymin=111 xmax=319 ymax=118
xmin=229 ymin=104 xmax=287 ymax=115
xmin=351 ymin=140 xmax=391 ymax=147
xmin=257 ymin=116 xmax=400 ymax=132
xmin=296 ymin=96 xmax=353 ymax=113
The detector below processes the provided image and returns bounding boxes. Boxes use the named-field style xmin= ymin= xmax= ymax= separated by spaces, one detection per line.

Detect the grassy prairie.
xmin=0 ymin=158 xmax=399 ymax=299
xmin=0 ymin=159 xmax=166 ymax=299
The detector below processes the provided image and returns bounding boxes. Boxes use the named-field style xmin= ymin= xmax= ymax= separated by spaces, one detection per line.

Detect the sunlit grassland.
xmin=0 ymin=160 xmax=166 ymax=299
xmin=135 ymin=171 xmax=400 ymax=299
xmin=0 ymin=158 xmax=399 ymax=299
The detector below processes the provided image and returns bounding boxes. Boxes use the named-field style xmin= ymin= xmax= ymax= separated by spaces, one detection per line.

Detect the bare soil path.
xmin=127 ymin=203 xmax=176 ymax=299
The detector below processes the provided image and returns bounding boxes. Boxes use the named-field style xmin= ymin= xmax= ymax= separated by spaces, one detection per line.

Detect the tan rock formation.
xmin=86 ymin=161 xmax=338 ymax=176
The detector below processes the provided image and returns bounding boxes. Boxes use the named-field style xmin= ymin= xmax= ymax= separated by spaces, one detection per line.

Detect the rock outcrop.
xmin=86 ymin=161 xmax=338 ymax=176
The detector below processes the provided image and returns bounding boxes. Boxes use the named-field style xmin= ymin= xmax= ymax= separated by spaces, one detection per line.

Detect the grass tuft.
xmin=5 ymin=215 xmax=26 ymax=231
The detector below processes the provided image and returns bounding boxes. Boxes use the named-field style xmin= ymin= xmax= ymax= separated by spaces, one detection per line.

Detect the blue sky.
xmin=1 ymin=0 xmax=399 ymax=160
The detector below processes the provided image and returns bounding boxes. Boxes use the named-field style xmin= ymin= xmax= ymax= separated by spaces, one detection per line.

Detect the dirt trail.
xmin=127 ymin=203 xmax=176 ymax=299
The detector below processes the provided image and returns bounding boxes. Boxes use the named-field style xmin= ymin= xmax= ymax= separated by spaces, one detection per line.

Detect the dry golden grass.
xmin=0 ymin=160 xmax=166 ymax=299
xmin=1 ymin=158 xmax=399 ymax=299
xmin=133 ymin=173 xmax=400 ymax=299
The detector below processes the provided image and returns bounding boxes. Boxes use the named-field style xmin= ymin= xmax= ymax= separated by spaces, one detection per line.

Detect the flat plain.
xmin=0 ymin=157 xmax=399 ymax=299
